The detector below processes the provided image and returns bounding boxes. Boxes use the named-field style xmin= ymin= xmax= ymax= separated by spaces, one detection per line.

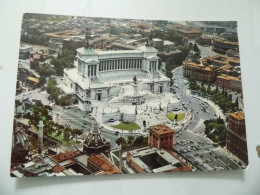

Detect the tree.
xmin=235 ymin=96 xmax=239 ymax=107
xmin=188 ymin=42 xmax=193 ymax=51
xmin=127 ymin=136 xmax=135 ymax=145
xmin=133 ymin=136 xmax=147 ymax=146
xmin=190 ymin=52 xmax=200 ymax=62
xmin=229 ymin=94 xmax=232 ymax=101
xmin=189 ymin=76 xmax=196 ymax=84
xmin=63 ymin=128 xmax=70 ymax=142
xmin=31 ymin=61 xmax=39 ymax=70
xmin=116 ymin=137 xmax=126 ymax=146
xmin=193 ymin=43 xmax=200 ymax=53
xmin=39 ymin=76 xmax=46 ymax=86
xmin=40 ymin=55 xmax=44 ymax=62
xmin=15 ymin=100 xmax=22 ymax=114
xmin=207 ymin=85 xmax=211 ymax=94
xmin=16 ymin=81 xmax=20 ymax=88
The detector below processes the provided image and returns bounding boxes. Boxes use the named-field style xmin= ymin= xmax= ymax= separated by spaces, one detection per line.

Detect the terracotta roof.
xmin=51 ymin=150 xmax=79 ymax=163
xmin=126 ymin=152 xmax=145 ymax=173
xmin=230 ymin=112 xmax=245 ymax=120
xmin=53 ymin=165 xmax=65 ymax=173
xmin=166 ymin=150 xmax=192 ymax=172
xmin=27 ymin=77 xmax=39 ymax=83
xmin=217 ymin=75 xmax=241 ymax=82
xmin=220 ymin=65 xmax=233 ymax=71
xmin=204 ymin=67 xmax=212 ymax=71
xmin=178 ymin=29 xmax=201 ymax=34
xmin=33 ymin=54 xmax=41 ymax=60
xmin=150 ymin=124 xmax=174 ymax=136
xmin=215 ymin=38 xmax=238 ymax=46
xmin=202 ymin=54 xmax=240 ymax=66
xmin=185 ymin=62 xmax=216 ymax=72
xmin=88 ymin=154 xmax=122 ymax=174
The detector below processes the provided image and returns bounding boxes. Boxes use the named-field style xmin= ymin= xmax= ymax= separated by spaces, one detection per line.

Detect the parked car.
xmin=107 ymin=118 xmax=115 ymax=123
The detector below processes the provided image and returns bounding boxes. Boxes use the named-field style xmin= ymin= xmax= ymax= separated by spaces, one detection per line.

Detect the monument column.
xmin=38 ymin=120 xmax=44 ymax=155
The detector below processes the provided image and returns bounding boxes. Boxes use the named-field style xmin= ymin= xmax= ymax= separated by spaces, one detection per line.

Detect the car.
xmin=83 ymin=123 xmax=87 ymax=125
xmin=107 ymin=118 xmax=115 ymax=123
xmin=115 ymin=131 xmax=119 ymax=135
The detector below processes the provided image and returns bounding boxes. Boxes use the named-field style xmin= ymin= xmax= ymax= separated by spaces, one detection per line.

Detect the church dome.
xmin=11 ymin=127 xmax=30 ymax=164
xmin=12 ymin=128 xmax=30 ymax=152
xmin=83 ymin=121 xmax=111 ymax=155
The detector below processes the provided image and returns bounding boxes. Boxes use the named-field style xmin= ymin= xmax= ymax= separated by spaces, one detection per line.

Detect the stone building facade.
xmin=226 ymin=112 xmax=248 ymax=164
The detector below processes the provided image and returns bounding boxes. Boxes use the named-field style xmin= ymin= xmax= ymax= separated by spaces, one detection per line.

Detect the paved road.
xmin=15 ymin=66 xmax=243 ymax=170
xmin=172 ymin=67 xmax=241 ymax=171
xmin=51 ymin=106 xmax=137 ymax=148
xmin=188 ymin=40 xmax=217 ymax=59
xmin=16 ymin=89 xmax=136 ymax=148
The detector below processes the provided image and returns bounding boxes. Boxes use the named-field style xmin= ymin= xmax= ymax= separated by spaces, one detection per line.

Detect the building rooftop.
xmin=27 ymin=77 xmax=39 ymax=83
xmin=217 ymin=75 xmax=241 ymax=82
xmin=220 ymin=64 xmax=233 ymax=71
xmin=53 ymin=165 xmax=65 ymax=173
xmin=178 ymin=29 xmax=201 ymax=34
xmin=230 ymin=112 xmax=245 ymax=120
xmin=50 ymin=150 xmax=79 ymax=163
xmin=202 ymin=55 xmax=240 ymax=66
xmin=125 ymin=147 xmax=191 ymax=173
xmin=152 ymin=38 xmax=163 ymax=42
xmin=88 ymin=153 xmax=122 ymax=174
xmin=215 ymin=38 xmax=238 ymax=46
xmin=150 ymin=124 xmax=174 ymax=136
xmin=185 ymin=62 xmax=217 ymax=72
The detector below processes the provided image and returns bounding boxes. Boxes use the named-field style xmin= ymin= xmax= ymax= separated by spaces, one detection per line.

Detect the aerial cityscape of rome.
xmin=11 ymin=13 xmax=248 ymax=177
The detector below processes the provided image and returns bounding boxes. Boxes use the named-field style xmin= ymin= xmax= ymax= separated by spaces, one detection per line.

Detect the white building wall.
xmin=102 ymin=112 xmax=121 ymax=122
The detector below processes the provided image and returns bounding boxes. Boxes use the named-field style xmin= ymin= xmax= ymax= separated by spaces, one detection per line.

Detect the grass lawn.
xmin=166 ymin=113 xmax=185 ymax=122
xmin=50 ymin=132 xmax=77 ymax=146
xmin=112 ymin=122 xmax=140 ymax=130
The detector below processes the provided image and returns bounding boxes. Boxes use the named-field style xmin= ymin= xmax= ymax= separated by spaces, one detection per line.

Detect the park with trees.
xmin=204 ymin=117 xmax=227 ymax=146
xmin=50 ymin=49 xmax=76 ymax=76
xmin=115 ymin=135 xmax=148 ymax=150
xmin=188 ymin=76 xmax=240 ymax=114
xmin=46 ymin=79 xmax=76 ymax=106
xmin=20 ymin=101 xmax=82 ymax=146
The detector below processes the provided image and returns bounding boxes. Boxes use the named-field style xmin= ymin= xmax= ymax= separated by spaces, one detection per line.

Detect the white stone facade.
xmin=60 ymin=44 xmax=170 ymax=111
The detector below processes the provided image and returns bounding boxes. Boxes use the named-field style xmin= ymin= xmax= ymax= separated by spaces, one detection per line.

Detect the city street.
xmin=188 ymin=40 xmax=217 ymax=59
xmin=14 ymin=67 xmax=243 ymax=167
xmin=172 ymin=67 xmax=241 ymax=171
